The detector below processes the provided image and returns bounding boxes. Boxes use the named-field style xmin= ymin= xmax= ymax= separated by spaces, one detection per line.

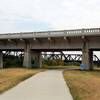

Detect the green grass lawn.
xmin=63 ymin=67 xmax=100 ymax=100
xmin=0 ymin=68 xmax=44 ymax=93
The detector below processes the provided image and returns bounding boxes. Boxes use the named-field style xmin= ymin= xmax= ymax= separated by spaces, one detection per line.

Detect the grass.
xmin=43 ymin=65 xmax=80 ymax=69
xmin=63 ymin=66 xmax=100 ymax=100
xmin=0 ymin=68 xmax=44 ymax=93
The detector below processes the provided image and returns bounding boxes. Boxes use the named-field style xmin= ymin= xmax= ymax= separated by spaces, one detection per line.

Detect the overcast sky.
xmin=0 ymin=0 xmax=100 ymax=33
xmin=0 ymin=0 xmax=100 ymax=57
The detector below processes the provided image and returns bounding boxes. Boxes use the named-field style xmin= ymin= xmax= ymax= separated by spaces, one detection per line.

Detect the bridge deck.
xmin=0 ymin=28 xmax=100 ymax=39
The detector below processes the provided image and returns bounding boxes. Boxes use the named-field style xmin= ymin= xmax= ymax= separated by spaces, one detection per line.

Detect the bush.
xmin=3 ymin=55 xmax=23 ymax=68
xmin=56 ymin=59 xmax=64 ymax=65
xmin=42 ymin=59 xmax=64 ymax=66
xmin=64 ymin=62 xmax=80 ymax=66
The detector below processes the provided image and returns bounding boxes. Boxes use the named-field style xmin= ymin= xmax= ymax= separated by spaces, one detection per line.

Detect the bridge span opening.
xmin=42 ymin=51 xmax=100 ymax=69
xmin=1 ymin=50 xmax=100 ymax=70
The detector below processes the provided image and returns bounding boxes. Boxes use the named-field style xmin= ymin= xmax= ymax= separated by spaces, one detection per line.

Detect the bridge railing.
xmin=0 ymin=28 xmax=100 ymax=39
xmin=33 ymin=28 xmax=100 ymax=35
xmin=83 ymin=28 xmax=100 ymax=33
xmin=66 ymin=28 xmax=99 ymax=33
xmin=34 ymin=28 xmax=100 ymax=36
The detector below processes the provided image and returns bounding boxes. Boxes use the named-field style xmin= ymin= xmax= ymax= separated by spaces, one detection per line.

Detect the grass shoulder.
xmin=63 ymin=67 xmax=100 ymax=100
xmin=0 ymin=68 xmax=44 ymax=94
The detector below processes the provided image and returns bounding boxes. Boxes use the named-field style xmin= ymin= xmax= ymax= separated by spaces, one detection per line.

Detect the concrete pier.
xmin=82 ymin=41 xmax=93 ymax=70
xmin=0 ymin=51 xmax=3 ymax=68
xmin=23 ymin=49 xmax=42 ymax=68
xmin=31 ymin=51 xmax=42 ymax=68
xmin=23 ymin=48 xmax=31 ymax=68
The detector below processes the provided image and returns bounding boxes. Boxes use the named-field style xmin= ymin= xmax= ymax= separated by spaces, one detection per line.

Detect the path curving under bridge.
xmin=0 ymin=70 xmax=73 ymax=100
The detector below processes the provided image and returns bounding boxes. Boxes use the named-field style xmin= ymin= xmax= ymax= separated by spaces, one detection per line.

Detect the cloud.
xmin=0 ymin=0 xmax=100 ymax=33
xmin=0 ymin=18 xmax=53 ymax=33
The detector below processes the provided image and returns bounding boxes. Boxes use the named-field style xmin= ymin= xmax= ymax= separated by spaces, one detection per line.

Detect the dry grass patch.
xmin=43 ymin=65 xmax=80 ymax=69
xmin=63 ymin=68 xmax=100 ymax=100
xmin=0 ymin=68 xmax=44 ymax=93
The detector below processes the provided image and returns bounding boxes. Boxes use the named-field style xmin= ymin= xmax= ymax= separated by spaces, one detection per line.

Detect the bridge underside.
xmin=0 ymin=36 xmax=100 ymax=70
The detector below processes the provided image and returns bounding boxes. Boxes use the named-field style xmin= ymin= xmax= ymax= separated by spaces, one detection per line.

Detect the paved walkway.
xmin=0 ymin=70 xmax=73 ymax=100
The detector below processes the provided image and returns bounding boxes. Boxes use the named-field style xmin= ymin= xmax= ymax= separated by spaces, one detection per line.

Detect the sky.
xmin=0 ymin=0 xmax=100 ymax=57
xmin=0 ymin=0 xmax=100 ymax=33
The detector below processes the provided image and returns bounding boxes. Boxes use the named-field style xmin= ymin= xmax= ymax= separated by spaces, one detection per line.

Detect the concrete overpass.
xmin=0 ymin=28 xmax=100 ymax=70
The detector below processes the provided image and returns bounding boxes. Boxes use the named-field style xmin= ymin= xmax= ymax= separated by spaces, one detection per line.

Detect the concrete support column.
xmin=0 ymin=51 xmax=3 ymax=68
xmin=89 ymin=50 xmax=93 ymax=70
xmin=23 ymin=48 xmax=31 ymax=68
xmin=82 ymin=42 xmax=93 ymax=70
xmin=31 ymin=51 xmax=42 ymax=68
